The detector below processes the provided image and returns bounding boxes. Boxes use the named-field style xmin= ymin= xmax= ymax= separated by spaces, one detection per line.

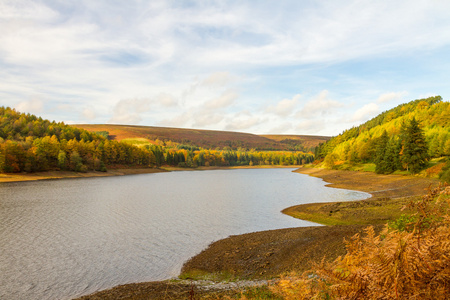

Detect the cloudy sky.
xmin=1 ymin=0 xmax=450 ymax=136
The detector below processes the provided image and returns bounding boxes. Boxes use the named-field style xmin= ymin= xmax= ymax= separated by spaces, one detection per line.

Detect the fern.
xmin=271 ymin=185 xmax=450 ymax=299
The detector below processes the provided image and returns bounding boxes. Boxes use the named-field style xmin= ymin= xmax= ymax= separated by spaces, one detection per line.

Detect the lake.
xmin=0 ymin=168 xmax=369 ymax=299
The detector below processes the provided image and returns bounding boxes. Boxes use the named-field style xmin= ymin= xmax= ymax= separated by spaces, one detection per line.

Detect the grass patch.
xmin=285 ymin=210 xmax=354 ymax=226
xmin=121 ymin=138 xmax=153 ymax=146
xmin=283 ymin=197 xmax=415 ymax=226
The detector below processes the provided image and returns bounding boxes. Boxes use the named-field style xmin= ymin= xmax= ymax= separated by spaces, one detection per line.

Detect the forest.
xmin=315 ymin=96 xmax=450 ymax=179
xmin=0 ymin=107 xmax=314 ymax=173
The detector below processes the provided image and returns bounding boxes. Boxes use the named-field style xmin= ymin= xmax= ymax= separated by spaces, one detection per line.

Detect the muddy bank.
xmin=181 ymin=225 xmax=383 ymax=280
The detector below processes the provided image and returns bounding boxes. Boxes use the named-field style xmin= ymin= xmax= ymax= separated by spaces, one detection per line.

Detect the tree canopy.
xmin=316 ymin=96 xmax=447 ymax=174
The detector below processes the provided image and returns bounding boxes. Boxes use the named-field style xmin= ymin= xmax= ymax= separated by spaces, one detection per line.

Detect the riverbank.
xmin=76 ymin=167 xmax=440 ymax=299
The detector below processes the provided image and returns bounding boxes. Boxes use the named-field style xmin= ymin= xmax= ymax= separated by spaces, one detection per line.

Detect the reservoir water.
xmin=0 ymin=168 xmax=369 ymax=299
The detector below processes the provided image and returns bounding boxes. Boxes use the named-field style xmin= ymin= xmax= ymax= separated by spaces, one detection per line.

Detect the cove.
xmin=0 ymin=168 xmax=369 ymax=300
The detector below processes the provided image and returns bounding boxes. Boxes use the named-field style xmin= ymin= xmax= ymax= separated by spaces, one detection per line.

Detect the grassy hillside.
xmin=74 ymin=124 xmax=329 ymax=151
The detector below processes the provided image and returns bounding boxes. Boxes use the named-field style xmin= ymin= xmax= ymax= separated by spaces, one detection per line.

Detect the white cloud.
xmin=295 ymin=119 xmax=326 ymax=134
xmin=377 ymin=91 xmax=408 ymax=103
xmin=266 ymin=94 xmax=300 ymax=117
xmin=205 ymin=90 xmax=238 ymax=109
xmin=297 ymin=90 xmax=344 ymax=118
xmin=108 ymin=98 xmax=152 ymax=124
xmin=193 ymin=113 xmax=224 ymax=128
xmin=82 ymin=107 xmax=96 ymax=121
xmin=15 ymin=98 xmax=44 ymax=114
xmin=201 ymin=72 xmax=233 ymax=87
xmin=225 ymin=113 xmax=263 ymax=131
xmin=156 ymin=93 xmax=178 ymax=107
xmin=159 ymin=113 xmax=191 ymax=128
xmin=351 ymin=103 xmax=379 ymax=122
xmin=267 ymin=122 xmax=293 ymax=134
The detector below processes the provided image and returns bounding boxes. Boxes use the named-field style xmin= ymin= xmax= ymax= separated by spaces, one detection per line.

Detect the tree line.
xmin=0 ymin=107 xmax=314 ymax=173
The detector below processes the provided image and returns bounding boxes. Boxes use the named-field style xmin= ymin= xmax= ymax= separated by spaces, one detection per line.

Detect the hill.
xmin=316 ymin=95 xmax=450 ymax=175
xmin=74 ymin=124 xmax=329 ymax=151
xmin=261 ymin=134 xmax=331 ymax=151
xmin=0 ymin=107 xmax=317 ymax=173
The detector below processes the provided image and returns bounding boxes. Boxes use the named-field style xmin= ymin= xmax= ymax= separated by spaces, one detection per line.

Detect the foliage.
xmin=271 ymin=185 xmax=450 ymax=299
xmin=0 ymin=106 xmax=158 ymax=172
xmin=0 ymin=106 xmax=315 ymax=173
xmin=318 ymin=96 xmax=446 ymax=174
xmin=387 ymin=214 xmax=418 ymax=232
xmin=439 ymin=158 xmax=450 ymax=183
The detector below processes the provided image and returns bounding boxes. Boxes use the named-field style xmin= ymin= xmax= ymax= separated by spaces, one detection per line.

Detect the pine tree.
xmin=374 ymin=130 xmax=389 ymax=174
xmin=401 ymin=117 xmax=429 ymax=173
xmin=385 ymin=137 xmax=402 ymax=172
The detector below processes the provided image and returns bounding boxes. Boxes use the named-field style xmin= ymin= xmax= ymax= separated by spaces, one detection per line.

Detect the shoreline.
xmin=282 ymin=167 xmax=439 ymax=225
xmin=75 ymin=167 xmax=441 ymax=299
xmin=0 ymin=168 xmax=168 ymax=183
xmin=0 ymin=165 xmax=300 ymax=184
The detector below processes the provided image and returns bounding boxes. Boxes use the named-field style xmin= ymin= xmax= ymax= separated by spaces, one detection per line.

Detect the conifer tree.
xmin=401 ymin=117 xmax=429 ymax=173
xmin=374 ymin=130 xmax=389 ymax=174
xmin=385 ymin=137 xmax=402 ymax=172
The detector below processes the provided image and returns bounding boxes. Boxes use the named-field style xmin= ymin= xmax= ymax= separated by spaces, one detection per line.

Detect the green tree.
xmin=401 ymin=117 xmax=429 ymax=173
xmin=374 ymin=131 xmax=390 ymax=174
xmin=69 ymin=150 xmax=83 ymax=172
xmin=58 ymin=150 xmax=67 ymax=170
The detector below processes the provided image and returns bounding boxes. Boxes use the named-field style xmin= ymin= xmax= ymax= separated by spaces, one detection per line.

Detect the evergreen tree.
xmin=401 ymin=117 xmax=429 ymax=173
xmin=385 ymin=137 xmax=402 ymax=172
xmin=374 ymin=131 xmax=389 ymax=174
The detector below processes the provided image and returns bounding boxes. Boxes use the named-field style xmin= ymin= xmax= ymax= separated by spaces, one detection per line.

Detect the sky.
xmin=1 ymin=0 xmax=450 ymax=136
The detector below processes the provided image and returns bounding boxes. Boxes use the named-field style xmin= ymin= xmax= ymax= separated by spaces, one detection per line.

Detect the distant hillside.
xmin=74 ymin=124 xmax=329 ymax=151
xmin=316 ymin=96 xmax=450 ymax=174
xmin=262 ymin=134 xmax=331 ymax=151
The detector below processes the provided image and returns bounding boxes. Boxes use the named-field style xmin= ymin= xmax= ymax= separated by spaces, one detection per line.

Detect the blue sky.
xmin=1 ymin=0 xmax=450 ymax=136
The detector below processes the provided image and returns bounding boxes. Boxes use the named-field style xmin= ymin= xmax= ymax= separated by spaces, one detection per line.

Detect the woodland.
xmin=0 ymin=106 xmax=313 ymax=173
xmin=315 ymin=96 xmax=450 ymax=181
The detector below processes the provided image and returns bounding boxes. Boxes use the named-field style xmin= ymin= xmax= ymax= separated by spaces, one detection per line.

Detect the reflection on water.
xmin=0 ymin=168 xmax=369 ymax=299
